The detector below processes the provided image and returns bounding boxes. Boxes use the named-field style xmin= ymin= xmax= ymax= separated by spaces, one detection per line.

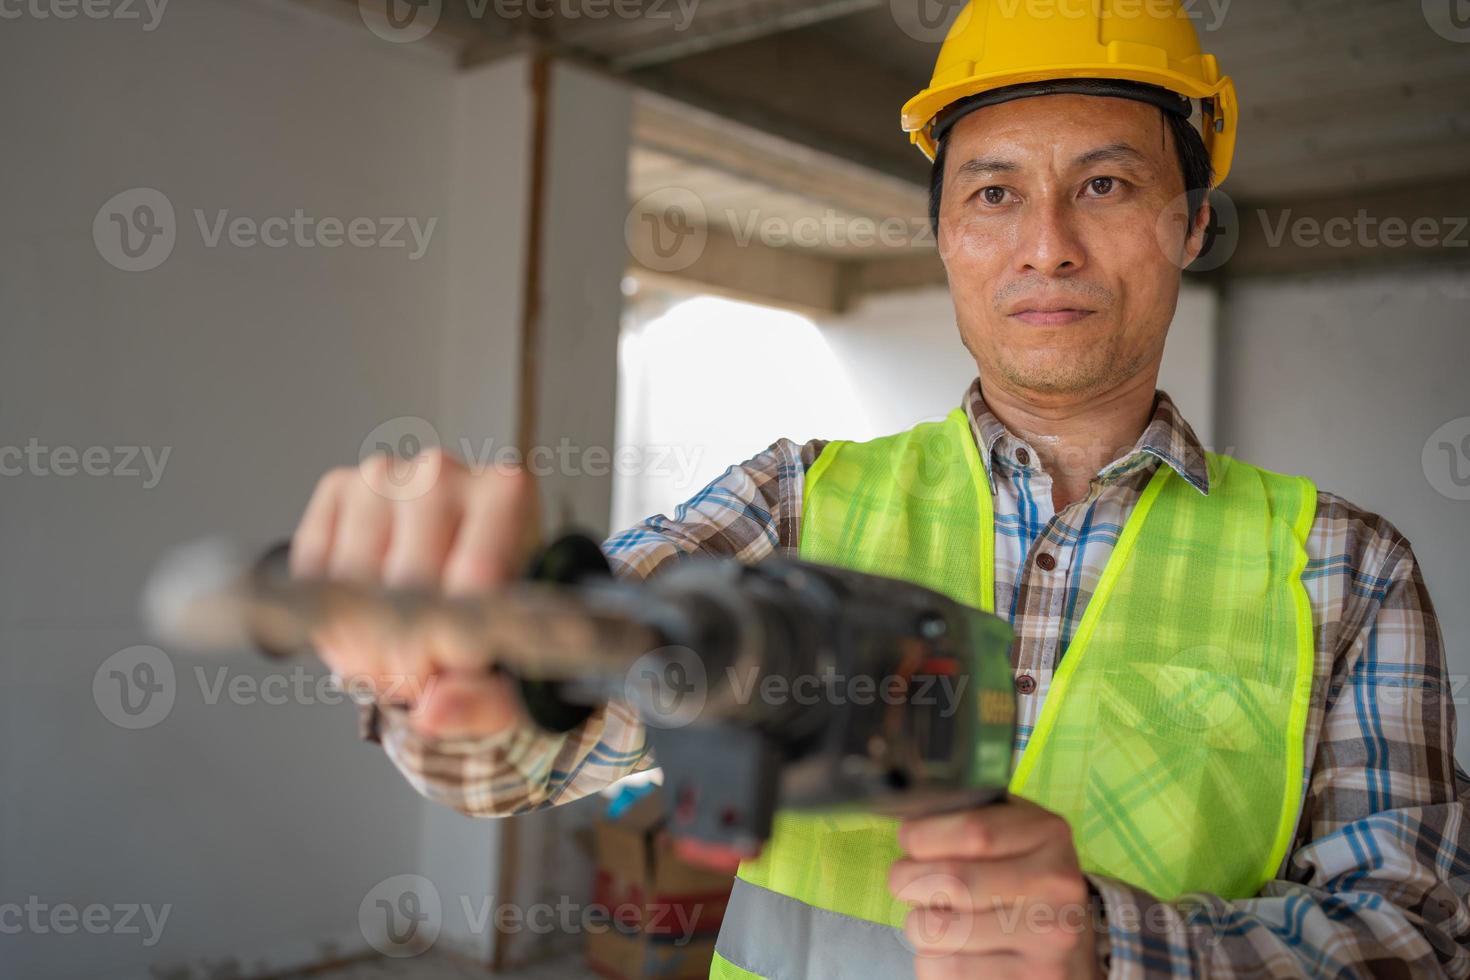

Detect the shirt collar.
xmin=960 ymin=378 xmax=1212 ymax=497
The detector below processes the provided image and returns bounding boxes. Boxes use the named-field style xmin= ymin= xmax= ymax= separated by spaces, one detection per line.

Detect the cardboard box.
xmin=588 ymin=790 xmax=734 ymax=980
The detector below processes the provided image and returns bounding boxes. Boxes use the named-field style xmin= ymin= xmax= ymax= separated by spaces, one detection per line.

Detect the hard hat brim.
xmin=903 ymin=66 xmax=1237 ymax=186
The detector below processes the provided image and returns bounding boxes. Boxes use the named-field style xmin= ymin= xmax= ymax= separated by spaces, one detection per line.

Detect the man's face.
xmin=937 ymin=94 xmax=1209 ymax=398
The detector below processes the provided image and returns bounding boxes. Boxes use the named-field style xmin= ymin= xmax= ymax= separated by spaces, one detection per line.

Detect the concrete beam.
xmin=632 ymin=90 xmax=928 ymax=224
xmin=1223 ymin=176 xmax=1470 ymax=278
xmin=605 ymin=0 xmax=885 ymax=71
xmin=628 ymin=223 xmax=848 ymax=316
xmin=629 ymin=27 xmax=929 ymax=185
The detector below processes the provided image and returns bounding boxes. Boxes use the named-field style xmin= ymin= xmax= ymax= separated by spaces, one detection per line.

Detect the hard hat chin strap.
xmin=931 ymin=79 xmax=1194 ymax=147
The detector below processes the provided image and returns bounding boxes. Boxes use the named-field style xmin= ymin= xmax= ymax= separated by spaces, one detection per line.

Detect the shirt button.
xmin=1015 ymin=447 xmax=1031 ymax=466
xmin=1035 ymin=552 xmax=1057 ymax=571
xmin=1015 ymin=674 xmax=1037 ymax=695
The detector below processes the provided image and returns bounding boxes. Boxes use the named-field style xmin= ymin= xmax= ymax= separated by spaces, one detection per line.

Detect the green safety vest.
xmin=711 ymin=408 xmax=1316 ymax=980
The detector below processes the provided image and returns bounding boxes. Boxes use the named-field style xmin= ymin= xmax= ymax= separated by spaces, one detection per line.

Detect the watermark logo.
xmin=891 ymin=0 xmax=971 ymax=43
xmin=360 ymin=875 xmax=443 ymax=957
xmin=94 ymin=188 xmax=176 ymax=273
xmin=94 ymin=645 xmax=176 ymax=730
xmin=0 ymin=898 xmax=171 ymax=947
xmin=728 ymin=209 xmax=932 ymax=252
xmin=893 ymin=0 xmax=1230 ymax=43
xmin=624 ymin=646 xmax=707 ymax=729
xmin=93 ymin=188 xmax=439 ymax=272
xmin=0 ymin=439 xmax=171 ymax=487
xmin=355 ymin=417 xmax=706 ymax=502
xmin=0 ymin=0 xmax=170 ymax=30
xmin=359 ymin=416 xmax=444 ymax=502
xmin=94 ymin=655 xmax=431 ymax=730
xmin=355 ymin=878 xmax=705 ymax=957
xmin=1424 ymin=416 xmax=1470 ymax=501
xmin=887 ymin=416 xmax=975 ymax=503
xmin=360 ymin=0 xmax=442 ymax=43
xmin=626 ymin=187 xmax=708 ymax=273
xmin=1423 ymin=0 xmax=1470 ymax=42
xmin=990 ymin=0 xmax=1231 ymax=30
xmin=1155 ymin=188 xmax=1238 ymax=272
xmin=1256 ymin=209 xmax=1469 ymax=252
xmin=361 ymin=0 xmax=699 ymax=42
xmin=893 ymin=870 xmax=975 ymax=956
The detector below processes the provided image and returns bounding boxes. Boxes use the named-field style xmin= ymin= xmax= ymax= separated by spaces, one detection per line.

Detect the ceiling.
xmin=349 ymin=0 xmax=1470 ymax=269
xmin=617 ymin=0 xmax=1470 ymax=202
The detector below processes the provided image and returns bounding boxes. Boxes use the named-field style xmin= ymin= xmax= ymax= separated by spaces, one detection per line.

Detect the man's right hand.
xmin=290 ymin=449 xmax=540 ymax=740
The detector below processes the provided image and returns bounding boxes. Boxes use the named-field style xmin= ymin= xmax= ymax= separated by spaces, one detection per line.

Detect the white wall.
xmin=611 ymin=280 xmax=1218 ymax=532
xmin=818 ymin=281 xmax=1219 ymax=445
xmin=0 ymin=5 xmax=631 ymax=977
xmin=1217 ymin=266 xmax=1470 ymax=762
xmin=0 ymin=5 xmax=459 ymax=977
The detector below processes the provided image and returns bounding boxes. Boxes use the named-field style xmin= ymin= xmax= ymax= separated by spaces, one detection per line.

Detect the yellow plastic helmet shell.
xmin=902 ymin=0 xmax=1238 ymax=186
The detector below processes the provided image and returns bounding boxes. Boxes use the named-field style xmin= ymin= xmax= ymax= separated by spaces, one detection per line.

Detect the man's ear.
xmin=1182 ymin=192 xmax=1212 ymax=266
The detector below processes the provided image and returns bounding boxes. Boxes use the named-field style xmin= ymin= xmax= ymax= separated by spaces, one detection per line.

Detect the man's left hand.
xmin=889 ymin=795 xmax=1105 ymax=980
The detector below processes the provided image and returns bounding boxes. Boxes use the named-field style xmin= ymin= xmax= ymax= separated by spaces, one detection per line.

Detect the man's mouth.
xmin=1008 ymin=307 xmax=1096 ymax=326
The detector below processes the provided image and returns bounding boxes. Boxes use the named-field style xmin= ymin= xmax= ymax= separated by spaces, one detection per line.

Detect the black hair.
xmin=927 ymin=82 xmax=1215 ymax=252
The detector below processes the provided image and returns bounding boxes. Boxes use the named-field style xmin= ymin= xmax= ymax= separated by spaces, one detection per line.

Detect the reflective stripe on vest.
xmin=708 ymin=407 xmax=1316 ymax=979
xmin=712 ymin=879 xmax=915 ymax=980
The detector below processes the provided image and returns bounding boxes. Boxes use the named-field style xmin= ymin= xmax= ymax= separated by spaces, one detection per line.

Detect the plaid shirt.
xmin=371 ymin=380 xmax=1470 ymax=978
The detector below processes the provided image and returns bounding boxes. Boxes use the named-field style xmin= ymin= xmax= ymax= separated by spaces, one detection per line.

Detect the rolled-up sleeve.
xmin=363 ymin=437 xmax=822 ymax=818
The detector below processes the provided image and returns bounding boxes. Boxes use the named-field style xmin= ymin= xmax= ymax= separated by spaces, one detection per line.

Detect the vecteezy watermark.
xmin=360 ymin=0 xmax=442 ymax=43
xmin=358 ymin=0 xmax=699 ymax=44
xmin=1423 ymin=0 xmax=1470 ymax=43
xmin=890 ymin=882 xmax=1230 ymax=953
xmin=0 ymin=439 xmax=170 ymax=488
xmin=890 ymin=0 xmax=971 ymax=43
xmin=358 ymin=875 xmax=707 ymax=958
xmin=1153 ymin=189 xmax=1469 ymax=271
xmin=93 ymin=187 xmax=176 ymax=273
xmin=94 ymin=188 xmax=439 ymax=273
xmin=193 ymin=209 xmax=437 ymax=260
xmin=624 ymin=646 xmax=708 ymax=729
xmin=890 ymin=0 xmax=1229 ymax=43
xmin=93 ymin=645 xmax=435 ymax=731
xmin=726 ymin=210 xmax=934 ymax=252
xmin=625 ymin=187 xmax=709 ymax=274
xmin=623 ymin=647 xmax=971 ymax=731
xmin=625 ymin=190 xmax=934 ymax=272
xmin=991 ymin=0 xmax=1232 ymax=30
xmin=0 ymin=898 xmax=171 ymax=948
xmin=192 ymin=666 xmax=427 ymax=711
xmin=94 ymin=646 xmax=177 ymax=730
xmin=357 ymin=416 xmax=706 ymax=502
xmin=1257 ymin=209 xmax=1470 ymax=251
xmin=1154 ymin=187 xmax=1239 ymax=272
xmin=722 ymin=666 xmax=970 ymax=717
xmin=0 ymin=0 xmax=169 ymax=30
xmin=1424 ymin=416 xmax=1470 ymax=501
xmin=361 ymin=876 xmax=442 ymax=958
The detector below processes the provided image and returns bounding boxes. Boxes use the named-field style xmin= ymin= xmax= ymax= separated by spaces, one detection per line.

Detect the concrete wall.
xmin=0 ymin=3 xmax=631 ymax=977
xmin=1217 ymin=265 xmax=1470 ymax=762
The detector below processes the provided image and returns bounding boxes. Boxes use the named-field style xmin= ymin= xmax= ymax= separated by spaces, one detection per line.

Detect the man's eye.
xmin=981 ymin=187 xmax=1007 ymax=205
xmin=1087 ymin=177 xmax=1117 ymax=196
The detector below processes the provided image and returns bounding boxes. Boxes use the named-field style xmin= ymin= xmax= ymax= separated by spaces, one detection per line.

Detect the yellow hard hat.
xmin=902 ymin=0 xmax=1238 ymax=186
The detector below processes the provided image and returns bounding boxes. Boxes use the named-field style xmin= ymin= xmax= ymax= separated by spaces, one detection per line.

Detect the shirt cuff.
xmin=1085 ymin=875 xmax=1114 ymax=977
xmin=1086 ymin=873 xmax=1187 ymax=980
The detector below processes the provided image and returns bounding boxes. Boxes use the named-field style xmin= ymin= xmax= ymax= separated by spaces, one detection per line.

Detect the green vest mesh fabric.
xmin=711 ymin=408 xmax=1316 ymax=978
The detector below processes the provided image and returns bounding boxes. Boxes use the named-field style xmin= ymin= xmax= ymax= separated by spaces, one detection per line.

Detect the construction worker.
xmin=289 ymin=2 xmax=1470 ymax=977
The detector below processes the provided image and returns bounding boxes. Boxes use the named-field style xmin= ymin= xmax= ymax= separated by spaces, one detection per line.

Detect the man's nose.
xmin=1013 ymin=198 xmax=1086 ymax=277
